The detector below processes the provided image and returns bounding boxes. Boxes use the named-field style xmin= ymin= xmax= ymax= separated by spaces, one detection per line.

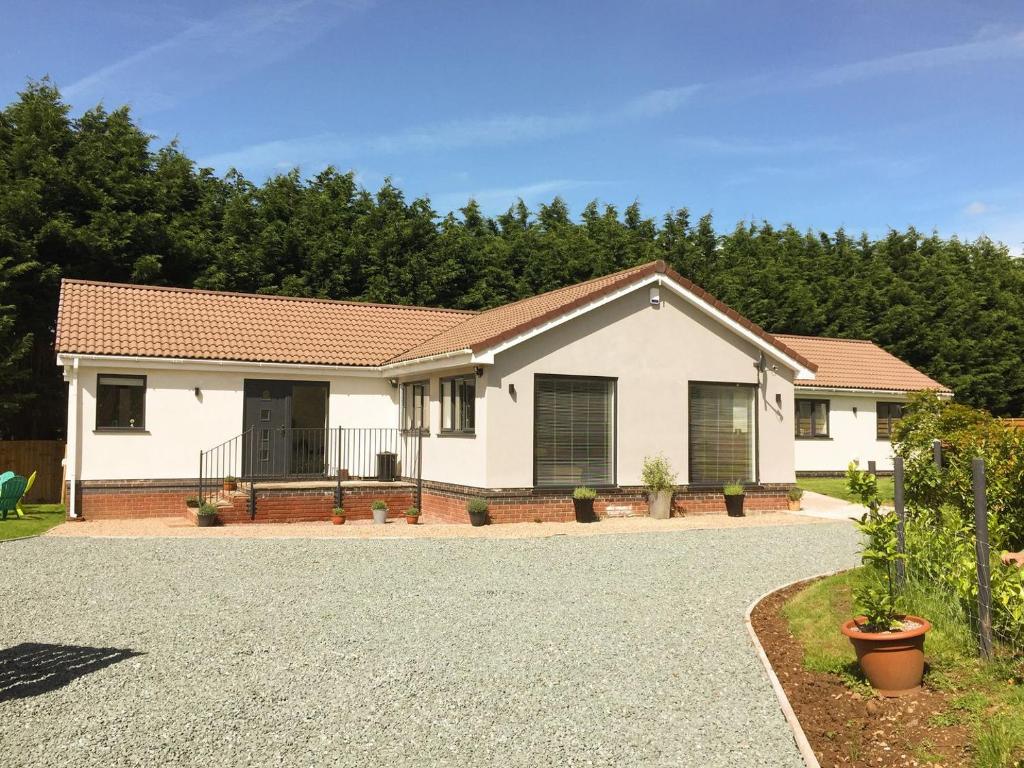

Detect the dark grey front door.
xmin=243 ymin=380 xmax=292 ymax=476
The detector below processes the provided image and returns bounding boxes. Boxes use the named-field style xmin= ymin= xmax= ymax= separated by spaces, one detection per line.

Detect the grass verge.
xmin=798 ymin=475 xmax=895 ymax=504
xmin=0 ymin=503 xmax=66 ymax=541
xmin=783 ymin=568 xmax=1024 ymax=768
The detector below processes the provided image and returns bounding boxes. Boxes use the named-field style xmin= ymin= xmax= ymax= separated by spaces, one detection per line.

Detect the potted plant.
xmin=223 ymin=475 xmax=238 ymax=492
xmin=467 ymin=497 xmax=488 ymax=527
xmin=405 ymin=507 xmax=420 ymax=525
xmin=572 ymin=486 xmax=598 ymax=523
xmin=196 ymin=502 xmax=218 ymax=527
xmin=840 ymin=462 xmax=929 ymax=696
xmin=185 ymin=497 xmax=200 ymax=509
xmin=787 ymin=486 xmax=803 ymax=511
xmin=371 ymin=500 xmax=388 ymax=525
xmin=723 ymin=483 xmax=745 ymax=516
xmin=331 ymin=507 xmax=346 ymax=525
xmin=641 ymin=454 xmax=676 ymax=519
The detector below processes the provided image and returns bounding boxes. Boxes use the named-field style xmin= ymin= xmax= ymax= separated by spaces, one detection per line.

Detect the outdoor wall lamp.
xmin=475 ymin=366 xmax=484 ymax=377
xmin=508 ymin=383 xmax=516 ymax=396
xmin=853 ymin=406 xmax=858 ymax=416
xmin=194 ymin=386 xmax=201 ymax=398
xmin=388 ymin=378 xmax=399 ymax=388
xmin=775 ymin=393 xmax=782 ymax=408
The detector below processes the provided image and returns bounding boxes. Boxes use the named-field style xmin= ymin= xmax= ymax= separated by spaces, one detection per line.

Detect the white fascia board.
xmin=380 ymin=350 xmax=474 ymax=376
xmin=55 ymin=353 xmax=382 ymax=377
xmin=468 ymin=273 xmax=815 ymax=378
xmin=794 ymin=385 xmax=953 ymax=398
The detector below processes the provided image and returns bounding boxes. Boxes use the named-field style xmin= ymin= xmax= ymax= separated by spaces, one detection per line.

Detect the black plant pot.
xmin=573 ymin=498 xmax=597 ymax=523
xmin=196 ymin=514 xmax=217 ymax=527
xmin=469 ymin=510 xmax=488 ymax=527
xmin=724 ymin=494 xmax=745 ymax=517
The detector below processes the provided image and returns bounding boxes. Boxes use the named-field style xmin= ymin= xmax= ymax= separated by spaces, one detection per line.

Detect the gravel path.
xmin=1 ymin=523 xmax=859 ymax=767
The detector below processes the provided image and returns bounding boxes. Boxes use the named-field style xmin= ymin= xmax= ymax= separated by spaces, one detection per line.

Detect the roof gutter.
xmin=55 ymin=353 xmax=383 ymax=377
xmin=794 ymin=384 xmax=953 ymax=397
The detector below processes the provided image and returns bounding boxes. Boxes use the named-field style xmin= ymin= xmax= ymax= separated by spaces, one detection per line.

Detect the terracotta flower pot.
xmin=724 ymin=493 xmax=745 ymax=517
xmin=331 ymin=515 xmax=345 ymax=525
xmin=788 ymin=499 xmax=801 ymax=511
xmin=573 ymin=498 xmax=597 ymax=523
xmin=406 ymin=515 xmax=419 ymax=525
xmin=841 ymin=615 xmax=931 ymax=696
xmin=223 ymin=480 xmax=237 ymax=492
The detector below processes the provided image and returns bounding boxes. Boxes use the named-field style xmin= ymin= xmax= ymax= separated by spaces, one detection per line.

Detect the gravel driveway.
xmin=1 ymin=522 xmax=858 ymax=767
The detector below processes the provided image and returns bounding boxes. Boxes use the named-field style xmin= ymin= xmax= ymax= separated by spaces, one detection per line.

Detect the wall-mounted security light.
xmin=649 ymin=285 xmax=661 ymax=307
xmin=475 ymin=366 xmax=484 ymax=377
xmin=388 ymin=378 xmax=399 ymax=388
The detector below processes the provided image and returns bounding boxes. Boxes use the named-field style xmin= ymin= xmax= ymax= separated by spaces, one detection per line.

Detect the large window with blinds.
xmin=795 ymin=399 xmax=829 ymax=439
xmin=534 ymin=375 xmax=616 ymax=487
xmin=689 ymin=382 xmax=756 ymax=485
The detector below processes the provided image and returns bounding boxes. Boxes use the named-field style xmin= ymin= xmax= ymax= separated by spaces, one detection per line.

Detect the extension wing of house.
xmin=775 ymin=335 xmax=952 ymax=474
xmin=55 ymin=259 xmax=946 ymax=523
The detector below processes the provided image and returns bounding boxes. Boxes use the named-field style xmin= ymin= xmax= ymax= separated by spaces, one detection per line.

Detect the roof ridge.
xmin=59 ymin=278 xmax=479 ymax=315
xmin=774 ymin=333 xmax=874 ymax=344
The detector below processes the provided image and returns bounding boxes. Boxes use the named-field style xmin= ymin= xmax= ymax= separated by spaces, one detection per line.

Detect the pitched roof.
xmin=55 ymin=280 xmax=474 ymax=366
xmin=391 ymin=260 xmax=817 ymax=371
xmin=774 ymin=334 xmax=951 ymax=393
xmin=55 ymin=262 xmax=816 ymax=372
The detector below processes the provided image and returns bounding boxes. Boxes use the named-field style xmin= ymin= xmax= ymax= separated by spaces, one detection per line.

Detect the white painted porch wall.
xmin=793 ymin=393 xmax=903 ymax=473
xmin=71 ymin=363 xmax=396 ymax=481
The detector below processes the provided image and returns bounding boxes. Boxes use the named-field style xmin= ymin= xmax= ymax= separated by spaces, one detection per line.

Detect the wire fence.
xmin=893 ymin=442 xmax=1024 ymax=662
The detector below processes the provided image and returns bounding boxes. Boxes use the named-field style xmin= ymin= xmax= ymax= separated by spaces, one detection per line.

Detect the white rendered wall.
xmin=793 ymin=392 xmax=904 ymax=473
xmin=72 ymin=362 xmax=396 ymax=481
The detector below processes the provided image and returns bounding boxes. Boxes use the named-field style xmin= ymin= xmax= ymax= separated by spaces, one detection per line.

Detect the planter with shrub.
xmin=572 ymin=486 xmax=598 ymax=523
xmin=371 ymin=500 xmax=388 ymax=525
xmin=185 ymin=497 xmax=200 ymax=509
xmin=641 ymin=455 xmax=676 ymax=519
xmin=196 ymin=502 xmax=218 ymax=527
xmin=841 ymin=463 xmax=929 ymax=696
xmin=223 ymin=475 xmax=238 ymax=492
xmin=467 ymin=497 xmax=488 ymax=527
xmin=787 ymin=486 xmax=803 ymax=511
xmin=405 ymin=507 xmax=420 ymax=525
xmin=331 ymin=507 xmax=346 ymax=525
xmin=723 ymin=482 xmax=745 ymax=517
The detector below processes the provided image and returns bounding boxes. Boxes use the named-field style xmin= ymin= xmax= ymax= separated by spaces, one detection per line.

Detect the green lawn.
xmin=0 ymin=503 xmax=66 ymax=541
xmin=797 ymin=475 xmax=895 ymax=504
xmin=784 ymin=570 xmax=1024 ymax=767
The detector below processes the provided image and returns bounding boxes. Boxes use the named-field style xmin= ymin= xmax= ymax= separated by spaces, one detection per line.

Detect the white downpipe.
xmin=66 ymin=357 xmax=79 ymax=519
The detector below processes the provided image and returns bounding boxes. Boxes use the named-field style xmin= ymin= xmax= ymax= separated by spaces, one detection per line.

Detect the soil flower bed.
xmin=751 ymin=570 xmax=1024 ymax=768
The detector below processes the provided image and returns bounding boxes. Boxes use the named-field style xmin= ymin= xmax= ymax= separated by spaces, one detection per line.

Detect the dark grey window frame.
xmin=532 ymin=374 xmax=617 ymax=489
xmin=877 ymin=401 xmax=904 ymax=440
xmin=401 ymin=380 xmax=430 ymax=435
xmin=95 ymin=373 xmax=147 ymax=431
xmin=795 ymin=398 xmax=830 ymax=439
xmin=440 ymin=374 xmax=476 ymax=435
xmin=687 ymin=380 xmax=759 ymax=487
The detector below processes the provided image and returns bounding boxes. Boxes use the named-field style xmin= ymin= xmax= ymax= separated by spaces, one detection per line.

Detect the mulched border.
xmin=750 ymin=575 xmax=973 ymax=767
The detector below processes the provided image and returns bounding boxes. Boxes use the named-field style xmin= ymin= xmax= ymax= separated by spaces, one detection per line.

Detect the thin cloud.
xmin=431 ymin=179 xmax=602 ymax=215
xmin=808 ymin=28 xmax=1024 ymax=87
xmin=963 ymin=201 xmax=990 ymax=216
xmin=619 ymin=85 xmax=703 ymax=118
xmin=674 ymin=135 xmax=851 ymax=156
xmin=64 ymin=0 xmax=373 ymax=112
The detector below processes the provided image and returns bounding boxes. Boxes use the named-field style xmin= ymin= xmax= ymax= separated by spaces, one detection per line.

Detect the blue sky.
xmin=2 ymin=0 xmax=1023 ymax=250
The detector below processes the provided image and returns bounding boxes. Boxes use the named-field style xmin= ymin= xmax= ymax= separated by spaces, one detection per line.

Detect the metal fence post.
xmin=416 ymin=429 xmax=423 ymax=512
xmin=894 ymin=456 xmax=906 ymax=589
xmin=933 ymin=439 xmax=943 ymax=470
xmin=972 ymin=457 xmax=994 ymax=660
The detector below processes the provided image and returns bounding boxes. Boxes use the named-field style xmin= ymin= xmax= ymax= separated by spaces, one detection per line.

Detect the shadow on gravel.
xmin=0 ymin=642 xmax=143 ymax=702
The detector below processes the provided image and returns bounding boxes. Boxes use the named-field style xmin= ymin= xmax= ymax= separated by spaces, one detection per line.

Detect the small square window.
xmin=260 ymin=409 xmax=271 ymax=422
xmin=96 ymin=375 xmax=146 ymax=430
xmin=441 ymin=375 xmax=475 ymax=434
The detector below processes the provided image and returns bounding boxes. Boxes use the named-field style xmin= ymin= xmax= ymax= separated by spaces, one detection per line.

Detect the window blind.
xmin=534 ymin=376 xmax=615 ymax=487
xmin=689 ymin=383 xmax=755 ymax=484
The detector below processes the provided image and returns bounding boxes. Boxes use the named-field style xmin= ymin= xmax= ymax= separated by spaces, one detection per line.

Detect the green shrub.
xmin=197 ymin=502 xmax=217 ymax=517
xmin=723 ymin=482 xmax=744 ymax=496
xmin=467 ymin=497 xmax=488 ymax=515
xmin=641 ymin=455 xmax=676 ymax=492
xmin=573 ymin=486 xmax=597 ymax=500
xmin=332 ymin=507 xmax=345 ymax=516
xmin=405 ymin=507 xmax=419 ymax=517
xmin=371 ymin=500 xmax=388 ymax=511
xmin=185 ymin=497 xmax=200 ymax=508
xmin=788 ymin=486 xmax=804 ymax=501
xmin=224 ymin=475 xmax=237 ymax=483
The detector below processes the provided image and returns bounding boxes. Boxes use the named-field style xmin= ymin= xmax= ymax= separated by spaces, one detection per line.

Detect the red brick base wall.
xmin=420 ymin=480 xmax=791 ymax=523
xmin=337 ymin=486 xmax=416 ymax=522
xmin=72 ymin=481 xmax=196 ymax=520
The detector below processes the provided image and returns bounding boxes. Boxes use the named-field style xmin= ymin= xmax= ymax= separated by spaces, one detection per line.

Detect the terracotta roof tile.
xmin=55 ymin=280 xmax=474 ymax=366
xmin=390 ymin=260 xmax=817 ymax=371
xmin=774 ymin=334 xmax=951 ymax=393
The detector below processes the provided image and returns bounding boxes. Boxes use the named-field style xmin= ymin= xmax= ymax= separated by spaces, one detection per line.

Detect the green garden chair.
xmin=0 ymin=474 xmax=29 ymax=520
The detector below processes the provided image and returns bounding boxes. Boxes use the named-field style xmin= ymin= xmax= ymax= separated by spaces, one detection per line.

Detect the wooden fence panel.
xmin=0 ymin=440 xmax=65 ymax=503
xmin=1003 ymin=418 xmax=1024 ymax=430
